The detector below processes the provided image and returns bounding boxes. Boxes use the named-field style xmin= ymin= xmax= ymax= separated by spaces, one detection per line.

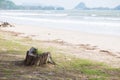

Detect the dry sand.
xmin=1 ymin=25 xmax=120 ymax=52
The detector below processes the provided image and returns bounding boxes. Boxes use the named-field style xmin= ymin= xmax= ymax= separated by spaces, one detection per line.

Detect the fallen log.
xmin=24 ymin=47 xmax=55 ymax=66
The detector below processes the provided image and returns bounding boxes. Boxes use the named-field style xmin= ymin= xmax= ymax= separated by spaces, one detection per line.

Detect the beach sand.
xmin=1 ymin=25 xmax=120 ymax=52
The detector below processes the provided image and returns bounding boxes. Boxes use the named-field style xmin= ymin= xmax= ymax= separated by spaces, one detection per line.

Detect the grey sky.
xmin=10 ymin=0 xmax=120 ymax=9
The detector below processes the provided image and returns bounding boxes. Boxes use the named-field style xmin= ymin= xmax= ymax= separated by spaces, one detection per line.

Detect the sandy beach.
xmin=1 ymin=24 xmax=120 ymax=52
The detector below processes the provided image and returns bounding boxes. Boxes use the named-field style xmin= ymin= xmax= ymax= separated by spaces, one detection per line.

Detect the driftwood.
xmin=0 ymin=22 xmax=14 ymax=27
xmin=24 ymin=47 xmax=55 ymax=66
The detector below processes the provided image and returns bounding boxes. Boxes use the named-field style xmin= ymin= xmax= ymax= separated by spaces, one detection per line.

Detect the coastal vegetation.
xmin=0 ymin=0 xmax=16 ymax=9
xmin=0 ymin=0 xmax=64 ymax=10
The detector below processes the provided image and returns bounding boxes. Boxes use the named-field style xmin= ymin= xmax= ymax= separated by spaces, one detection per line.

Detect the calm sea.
xmin=0 ymin=10 xmax=120 ymax=36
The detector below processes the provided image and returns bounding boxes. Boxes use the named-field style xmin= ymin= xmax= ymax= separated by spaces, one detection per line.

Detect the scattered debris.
xmin=77 ymin=44 xmax=97 ymax=50
xmin=0 ymin=22 xmax=14 ymax=27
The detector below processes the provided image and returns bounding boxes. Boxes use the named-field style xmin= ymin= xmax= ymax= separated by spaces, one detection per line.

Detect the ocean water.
xmin=0 ymin=10 xmax=120 ymax=36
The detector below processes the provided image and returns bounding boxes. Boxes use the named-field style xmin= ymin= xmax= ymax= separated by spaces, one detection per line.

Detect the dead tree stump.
xmin=24 ymin=47 xmax=55 ymax=66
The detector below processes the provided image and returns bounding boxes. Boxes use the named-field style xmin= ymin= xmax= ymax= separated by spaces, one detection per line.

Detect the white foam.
xmin=0 ymin=12 xmax=68 ymax=17
xmin=1 ymin=15 xmax=120 ymax=27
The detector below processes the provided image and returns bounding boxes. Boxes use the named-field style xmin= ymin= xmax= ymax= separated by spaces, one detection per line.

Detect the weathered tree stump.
xmin=24 ymin=47 xmax=55 ymax=66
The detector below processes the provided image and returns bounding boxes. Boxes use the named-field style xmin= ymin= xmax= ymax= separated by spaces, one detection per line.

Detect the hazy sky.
xmin=10 ymin=0 xmax=120 ymax=9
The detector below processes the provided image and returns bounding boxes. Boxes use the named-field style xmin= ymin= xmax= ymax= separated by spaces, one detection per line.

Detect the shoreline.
xmin=1 ymin=24 xmax=120 ymax=52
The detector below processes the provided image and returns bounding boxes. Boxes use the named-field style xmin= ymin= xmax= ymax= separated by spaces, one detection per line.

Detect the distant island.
xmin=0 ymin=0 xmax=120 ymax=10
xmin=0 ymin=0 xmax=64 ymax=10
xmin=74 ymin=2 xmax=120 ymax=10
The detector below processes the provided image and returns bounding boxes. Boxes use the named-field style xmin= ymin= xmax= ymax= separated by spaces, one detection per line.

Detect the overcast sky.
xmin=10 ymin=0 xmax=120 ymax=9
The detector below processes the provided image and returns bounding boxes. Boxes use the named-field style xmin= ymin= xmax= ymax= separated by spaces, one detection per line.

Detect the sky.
xmin=10 ymin=0 xmax=120 ymax=9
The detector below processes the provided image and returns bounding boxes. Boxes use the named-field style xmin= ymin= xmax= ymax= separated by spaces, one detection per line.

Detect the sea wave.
xmin=1 ymin=15 xmax=120 ymax=27
xmin=0 ymin=12 xmax=68 ymax=17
